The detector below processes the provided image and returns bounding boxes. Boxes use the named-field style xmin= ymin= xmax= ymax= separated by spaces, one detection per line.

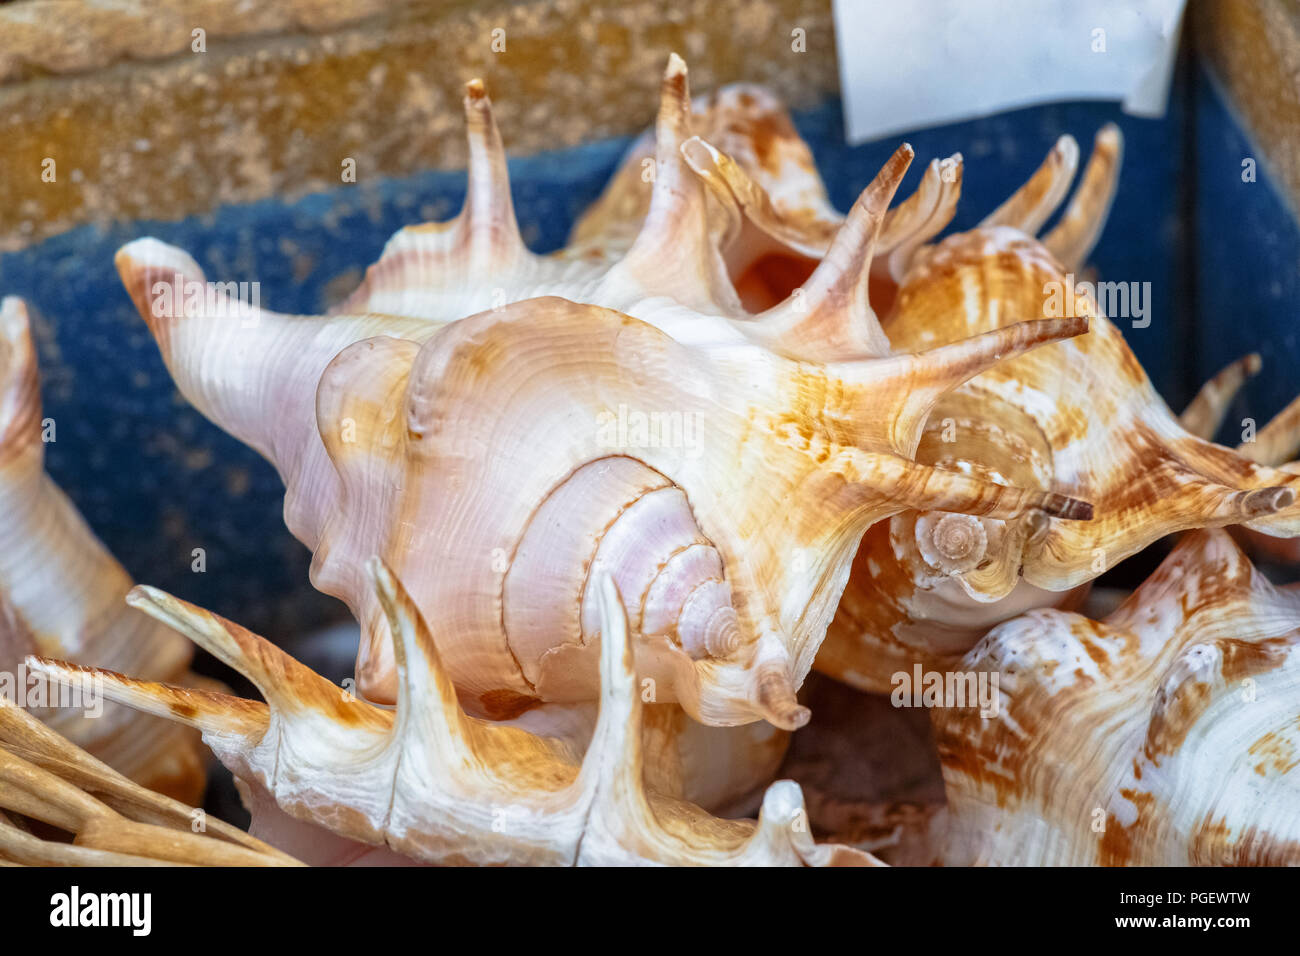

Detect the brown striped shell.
xmin=933 ymin=529 xmax=1300 ymax=866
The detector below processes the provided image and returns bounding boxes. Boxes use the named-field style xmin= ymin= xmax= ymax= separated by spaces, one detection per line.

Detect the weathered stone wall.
xmin=0 ymin=0 xmax=838 ymax=249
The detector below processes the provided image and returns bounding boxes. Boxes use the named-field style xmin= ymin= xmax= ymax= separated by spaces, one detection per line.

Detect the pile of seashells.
xmin=1 ymin=55 xmax=1297 ymax=866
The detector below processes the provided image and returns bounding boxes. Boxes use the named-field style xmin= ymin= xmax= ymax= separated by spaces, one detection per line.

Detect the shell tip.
xmin=124 ymin=583 xmax=164 ymax=610
xmin=753 ymin=666 xmax=810 ymax=731
xmin=1244 ymin=486 xmax=1295 ymax=516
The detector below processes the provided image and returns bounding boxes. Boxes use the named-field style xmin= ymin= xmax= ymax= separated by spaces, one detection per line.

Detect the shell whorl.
xmin=915 ymin=512 xmax=989 ymax=575
xmin=503 ymin=456 xmax=743 ymax=693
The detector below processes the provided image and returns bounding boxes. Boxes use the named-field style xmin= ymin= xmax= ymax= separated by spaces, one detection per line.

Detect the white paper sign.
xmin=832 ymin=0 xmax=1187 ymax=143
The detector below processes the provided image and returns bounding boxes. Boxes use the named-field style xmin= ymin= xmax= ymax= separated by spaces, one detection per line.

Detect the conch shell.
xmin=32 ymin=563 xmax=879 ymax=866
xmin=0 ymin=296 xmax=208 ymax=803
xmin=933 ymin=529 xmax=1300 ymax=866
xmin=113 ymin=56 xmax=1092 ymax=732
xmin=812 ymin=128 xmax=1300 ymax=692
xmin=594 ymin=97 xmax=1300 ymax=695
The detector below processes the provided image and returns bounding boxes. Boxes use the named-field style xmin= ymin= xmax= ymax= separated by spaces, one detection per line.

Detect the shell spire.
xmin=31 ymin=564 xmax=879 ymax=866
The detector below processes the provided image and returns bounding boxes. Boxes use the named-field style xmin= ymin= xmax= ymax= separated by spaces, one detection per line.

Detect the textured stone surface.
xmin=0 ymin=0 xmax=837 ymax=249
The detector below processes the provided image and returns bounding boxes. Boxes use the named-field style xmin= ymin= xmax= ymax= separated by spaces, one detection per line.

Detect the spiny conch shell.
xmin=31 ymin=565 xmax=880 ymax=866
xmin=814 ymin=126 xmax=1300 ymax=693
xmin=113 ymin=54 xmax=1092 ymax=732
xmin=933 ymin=529 xmax=1300 ymax=866
xmin=0 ymin=693 xmax=297 ymax=866
xmin=0 ymin=296 xmax=209 ymax=803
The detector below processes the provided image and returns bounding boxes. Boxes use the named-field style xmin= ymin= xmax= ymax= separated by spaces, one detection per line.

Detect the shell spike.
xmin=24 ymin=656 xmax=268 ymax=740
xmin=753 ymin=144 xmax=914 ymax=360
xmin=116 ymin=238 xmax=299 ymax=462
xmin=842 ymin=451 xmax=1093 ymax=522
xmin=581 ymin=574 xmax=643 ymax=792
xmin=366 ymin=556 xmax=475 ymax=765
xmin=1043 ymin=123 xmax=1123 ymax=269
xmin=876 ymin=153 xmax=963 ymax=279
xmin=602 ymin=55 xmax=742 ymax=313
xmin=462 ymin=79 xmax=526 ymax=264
xmin=1240 ymin=391 xmax=1300 ymax=466
xmin=745 ymin=779 xmax=880 ymax=865
xmin=569 ymin=575 xmax=873 ymax=864
xmin=570 ymin=573 xmax=667 ymax=860
xmin=1215 ymin=484 xmax=1296 ymax=519
xmin=980 ymin=134 xmax=1079 ymax=235
xmin=838 ymin=315 xmax=1089 ymax=451
xmin=124 ymin=584 xmax=341 ymax=716
xmin=118 ymin=237 xmax=430 ymax=523
xmin=1180 ymin=352 xmax=1262 ymax=440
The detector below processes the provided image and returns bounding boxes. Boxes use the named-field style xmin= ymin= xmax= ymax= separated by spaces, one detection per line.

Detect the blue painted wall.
xmin=1193 ymin=73 xmax=1300 ymax=446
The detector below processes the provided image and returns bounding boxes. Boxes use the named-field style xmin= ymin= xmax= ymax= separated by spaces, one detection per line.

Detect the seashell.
xmin=0 ymin=691 xmax=295 ymax=866
xmin=113 ymin=55 xmax=1093 ymax=732
xmin=31 ymin=563 xmax=880 ymax=866
xmin=932 ymin=529 xmax=1300 ymax=866
xmin=0 ymin=296 xmax=209 ymax=803
xmin=811 ymin=128 xmax=1300 ymax=693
